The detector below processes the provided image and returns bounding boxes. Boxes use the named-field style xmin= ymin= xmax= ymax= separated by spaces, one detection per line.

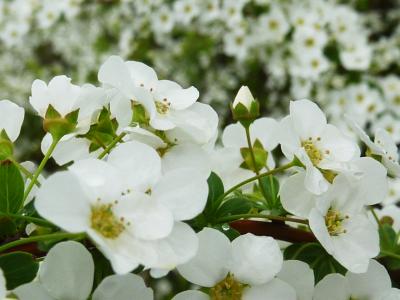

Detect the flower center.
xmin=210 ymin=273 xmax=245 ymax=300
xmin=302 ymin=138 xmax=323 ymax=166
xmin=325 ymin=208 xmax=348 ymax=236
xmin=90 ymin=203 xmax=125 ymax=239
xmin=156 ymin=99 xmax=170 ymax=115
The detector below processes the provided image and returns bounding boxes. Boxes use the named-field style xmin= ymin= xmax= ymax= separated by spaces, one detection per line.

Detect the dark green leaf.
xmin=0 ymin=252 xmax=39 ymax=289
xmin=214 ymin=223 xmax=241 ymax=241
xmin=204 ymin=172 xmax=224 ymax=215
xmin=284 ymin=243 xmax=346 ymax=282
xmin=0 ymin=217 xmax=16 ymax=238
xmin=0 ymin=161 xmax=24 ymax=213
xmin=215 ymin=197 xmax=253 ymax=218
xmin=378 ymin=224 xmax=400 ymax=270
xmin=259 ymin=175 xmax=279 ymax=207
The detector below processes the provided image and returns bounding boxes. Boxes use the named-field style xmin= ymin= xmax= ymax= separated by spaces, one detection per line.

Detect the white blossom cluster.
xmin=0 ymin=55 xmax=399 ymax=299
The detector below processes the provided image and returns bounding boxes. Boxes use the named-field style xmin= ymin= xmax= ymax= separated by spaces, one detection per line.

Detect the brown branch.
xmin=230 ymin=220 xmax=316 ymax=243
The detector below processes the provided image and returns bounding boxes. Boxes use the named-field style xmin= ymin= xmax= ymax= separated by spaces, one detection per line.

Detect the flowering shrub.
xmin=0 ymin=55 xmax=399 ymax=299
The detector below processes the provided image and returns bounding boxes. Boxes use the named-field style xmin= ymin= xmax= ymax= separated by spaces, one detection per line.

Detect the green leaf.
xmin=0 ymin=252 xmax=39 ymax=289
xmin=204 ymin=172 xmax=224 ymax=214
xmin=214 ymin=224 xmax=241 ymax=241
xmin=378 ymin=224 xmax=400 ymax=270
xmin=0 ymin=161 xmax=24 ymax=213
xmin=284 ymin=243 xmax=346 ymax=282
xmin=259 ymin=175 xmax=279 ymax=205
xmin=0 ymin=217 xmax=16 ymax=238
xmin=215 ymin=197 xmax=253 ymax=218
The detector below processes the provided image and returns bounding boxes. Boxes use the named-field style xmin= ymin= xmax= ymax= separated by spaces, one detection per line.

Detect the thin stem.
xmin=381 ymin=250 xmax=400 ymax=260
xmin=23 ymin=137 xmax=60 ymax=203
xmin=0 ymin=212 xmax=54 ymax=227
xmin=0 ymin=232 xmax=85 ymax=253
xmin=370 ymin=206 xmax=380 ymax=225
xmin=244 ymin=126 xmax=269 ymax=205
xmin=219 ymin=161 xmax=295 ymax=202
xmin=7 ymin=157 xmax=41 ymax=187
xmin=97 ymin=132 xmax=127 ymax=159
xmin=216 ymin=213 xmax=308 ymax=225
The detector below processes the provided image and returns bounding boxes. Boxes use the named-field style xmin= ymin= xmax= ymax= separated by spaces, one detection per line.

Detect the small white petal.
xmin=230 ymin=234 xmax=283 ymax=285
xmin=290 ymin=99 xmax=326 ymax=140
xmin=172 ymin=290 xmax=209 ymax=300
xmin=93 ymin=274 xmax=153 ymax=300
xmin=280 ymin=172 xmax=316 ymax=218
xmin=346 ymin=260 xmax=391 ymax=298
xmin=35 ymin=172 xmax=90 ymax=232
xmin=153 ymin=168 xmax=208 ymax=221
xmin=313 ymin=274 xmax=349 ymax=300
xmin=177 ymin=228 xmax=230 ymax=287
xmin=243 ymin=278 xmax=296 ymax=300
xmin=0 ymin=100 xmax=24 ymax=142
xmin=277 ymin=260 xmax=314 ymax=300
xmin=40 ymin=241 xmax=94 ymax=300
xmin=107 ymin=141 xmax=161 ymax=192
xmin=14 ymin=282 xmax=54 ymax=300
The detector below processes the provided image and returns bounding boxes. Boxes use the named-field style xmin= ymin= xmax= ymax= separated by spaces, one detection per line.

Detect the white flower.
xmin=313 ymin=260 xmax=394 ymax=300
xmin=173 ymin=0 xmax=199 ymax=25
xmin=35 ymin=158 xmax=174 ymax=274
xmin=279 ymin=99 xmax=360 ymax=195
xmin=98 ymin=55 xmax=202 ymax=131
xmin=151 ymin=5 xmax=175 ymax=33
xmin=106 ymin=141 xmax=208 ymax=271
xmin=223 ymin=29 xmax=252 ymax=61
xmin=30 ymin=75 xmax=106 ymax=134
xmin=340 ymin=39 xmax=371 ymax=71
xmin=309 ymin=175 xmax=379 ymax=273
xmin=232 ymin=86 xmax=255 ymax=110
xmin=384 ymin=177 xmax=400 ymax=205
xmin=292 ymin=26 xmax=327 ymax=52
xmin=176 ymin=228 xmax=297 ymax=300
xmin=290 ymin=50 xmax=330 ymax=80
xmin=256 ymin=7 xmax=289 ymax=44
xmin=14 ymin=241 xmax=153 ymax=300
xmin=347 ymin=118 xmax=400 ymax=177
xmin=0 ymin=100 xmax=24 ymax=142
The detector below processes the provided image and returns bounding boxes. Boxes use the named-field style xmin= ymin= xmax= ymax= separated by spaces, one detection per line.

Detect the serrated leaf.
xmin=0 ymin=252 xmax=39 ymax=289
xmin=284 ymin=243 xmax=346 ymax=282
xmin=0 ymin=161 xmax=24 ymax=213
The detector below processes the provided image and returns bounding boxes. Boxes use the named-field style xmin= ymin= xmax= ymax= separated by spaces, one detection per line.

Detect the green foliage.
xmin=284 ymin=243 xmax=346 ymax=282
xmin=0 ymin=252 xmax=39 ymax=290
xmin=0 ymin=161 xmax=24 ymax=214
xmin=215 ymin=197 xmax=253 ymax=219
xmin=379 ymin=223 xmax=400 ymax=270
xmin=84 ymin=108 xmax=118 ymax=152
xmin=240 ymin=139 xmax=267 ymax=173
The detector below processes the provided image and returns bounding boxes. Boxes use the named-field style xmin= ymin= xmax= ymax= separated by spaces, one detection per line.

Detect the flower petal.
xmin=152 ymin=168 xmax=208 ymax=221
xmin=177 ymin=228 xmax=230 ymax=287
xmin=92 ymin=274 xmax=153 ymax=300
xmin=243 ymin=278 xmax=296 ymax=300
xmin=230 ymin=234 xmax=283 ymax=285
xmin=313 ymin=273 xmax=349 ymax=300
xmin=39 ymin=241 xmax=94 ymax=300
xmin=107 ymin=141 xmax=161 ymax=192
xmin=35 ymin=171 xmax=90 ymax=232
xmin=0 ymin=100 xmax=24 ymax=142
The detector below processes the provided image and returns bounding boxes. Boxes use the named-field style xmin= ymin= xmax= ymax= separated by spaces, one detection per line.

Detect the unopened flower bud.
xmin=231 ymin=86 xmax=260 ymax=127
xmin=233 ymin=86 xmax=255 ymax=110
